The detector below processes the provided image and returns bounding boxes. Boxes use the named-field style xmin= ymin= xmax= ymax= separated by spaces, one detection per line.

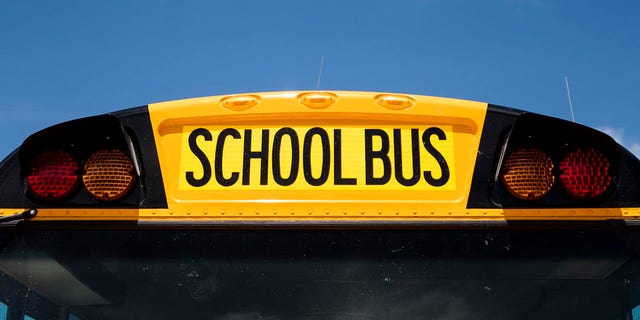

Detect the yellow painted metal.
xmin=2 ymin=207 xmax=640 ymax=222
xmin=145 ymin=91 xmax=486 ymax=221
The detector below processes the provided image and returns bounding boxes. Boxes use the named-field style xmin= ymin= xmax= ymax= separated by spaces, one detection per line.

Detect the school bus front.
xmin=3 ymin=91 xmax=640 ymax=319
xmin=3 ymin=91 xmax=639 ymax=222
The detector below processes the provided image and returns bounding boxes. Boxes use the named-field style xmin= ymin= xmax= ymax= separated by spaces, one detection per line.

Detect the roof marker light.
xmin=375 ymin=94 xmax=415 ymax=110
xmin=297 ymin=92 xmax=337 ymax=109
xmin=220 ymin=95 xmax=260 ymax=111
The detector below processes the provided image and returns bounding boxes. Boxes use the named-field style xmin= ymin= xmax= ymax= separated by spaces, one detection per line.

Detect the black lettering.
xmin=394 ymin=129 xmax=421 ymax=186
xmin=303 ymin=127 xmax=330 ymax=186
xmin=214 ymin=128 xmax=240 ymax=186
xmin=272 ymin=128 xmax=300 ymax=186
xmin=422 ymin=127 xmax=450 ymax=187
xmin=364 ymin=129 xmax=391 ymax=185
xmin=186 ymin=128 xmax=212 ymax=187
xmin=334 ymin=129 xmax=357 ymax=185
xmin=242 ymin=129 xmax=270 ymax=185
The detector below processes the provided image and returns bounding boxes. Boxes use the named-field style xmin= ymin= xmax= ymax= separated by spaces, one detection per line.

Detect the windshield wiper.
xmin=0 ymin=209 xmax=37 ymax=223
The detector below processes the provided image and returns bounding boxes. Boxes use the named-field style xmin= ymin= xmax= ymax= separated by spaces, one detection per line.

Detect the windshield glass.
xmin=1 ymin=228 xmax=640 ymax=320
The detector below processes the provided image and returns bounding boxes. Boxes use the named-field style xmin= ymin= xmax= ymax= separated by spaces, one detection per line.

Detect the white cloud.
xmin=596 ymin=126 xmax=640 ymax=159
xmin=630 ymin=144 xmax=640 ymax=158
xmin=597 ymin=126 xmax=625 ymax=144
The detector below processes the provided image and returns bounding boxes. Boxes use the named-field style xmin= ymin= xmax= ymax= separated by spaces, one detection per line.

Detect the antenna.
xmin=316 ymin=56 xmax=325 ymax=90
xmin=564 ymin=75 xmax=576 ymax=122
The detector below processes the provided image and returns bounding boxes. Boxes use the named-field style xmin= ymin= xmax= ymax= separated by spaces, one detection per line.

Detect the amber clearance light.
xmin=501 ymin=149 xmax=555 ymax=200
xmin=82 ymin=149 xmax=136 ymax=201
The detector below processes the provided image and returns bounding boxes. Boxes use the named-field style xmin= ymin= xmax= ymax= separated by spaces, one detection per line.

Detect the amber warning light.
xmin=83 ymin=150 xmax=136 ymax=201
xmin=501 ymin=149 xmax=555 ymax=200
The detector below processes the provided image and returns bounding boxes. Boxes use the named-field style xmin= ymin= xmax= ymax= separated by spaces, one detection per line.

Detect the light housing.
xmin=488 ymin=112 xmax=621 ymax=208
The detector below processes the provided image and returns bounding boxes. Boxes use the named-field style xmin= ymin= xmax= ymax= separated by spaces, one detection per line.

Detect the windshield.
xmin=1 ymin=227 xmax=640 ymax=320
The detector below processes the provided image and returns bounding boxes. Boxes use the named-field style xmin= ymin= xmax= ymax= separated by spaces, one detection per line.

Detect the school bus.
xmin=2 ymin=91 xmax=640 ymax=319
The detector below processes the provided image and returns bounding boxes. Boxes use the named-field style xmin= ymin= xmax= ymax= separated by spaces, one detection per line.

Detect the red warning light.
xmin=27 ymin=150 xmax=79 ymax=201
xmin=559 ymin=149 xmax=612 ymax=199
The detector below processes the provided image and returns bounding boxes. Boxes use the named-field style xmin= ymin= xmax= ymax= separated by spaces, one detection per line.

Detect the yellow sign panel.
xmin=178 ymin=126 xmax=456 ymax=191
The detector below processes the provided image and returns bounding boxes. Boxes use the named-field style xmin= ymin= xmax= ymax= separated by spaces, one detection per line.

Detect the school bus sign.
xmin=179 ymin=126 xmax=455 ymax=191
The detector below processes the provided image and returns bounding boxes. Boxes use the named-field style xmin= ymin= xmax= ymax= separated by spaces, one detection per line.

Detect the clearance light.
xmin=82 ymin=150 xmax=135 ymax=201
xmin=27 ymin=150 xmax=79 ymax=201
xmin=297 ymin=92 xmax=337 ymax=109
xmin=501 ymin=149 xmax=555 ymax=200
xmin=375 ymin=94 xmax=415 ymax=110
xmin=220 ymin=95 xmax=260 ymax=111
xmin=559 ymin=149 xmax=612 ymax=199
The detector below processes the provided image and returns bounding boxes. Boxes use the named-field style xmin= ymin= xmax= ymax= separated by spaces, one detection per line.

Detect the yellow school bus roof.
xmin=2 ymin=91 xmax=640 ymax=224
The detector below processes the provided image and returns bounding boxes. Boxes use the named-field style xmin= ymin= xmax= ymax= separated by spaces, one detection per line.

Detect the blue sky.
xmin=1 ymin=0 xmax=639 ymax=158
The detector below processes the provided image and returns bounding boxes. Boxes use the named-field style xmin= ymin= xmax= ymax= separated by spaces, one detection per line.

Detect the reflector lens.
xmin=82 ymin=150 xmax=135 ymax=201
xmin=559 ymin=148 xmax=611 ymax=199
xmin=501 ymin=149 xmax=555 ymax=200
xmin=298 ymin=92 xmax=337 ymax=109
xmin=220 ymin=95 xmax=260 ymax=111
xmin=27 ymin=150 xmax=79 ymax=201
xmin=375 ymin=94 xmax=415 ymax=110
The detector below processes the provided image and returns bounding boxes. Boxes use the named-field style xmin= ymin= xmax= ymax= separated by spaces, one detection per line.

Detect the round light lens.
xmin=82 ymin=149 xmax=135 ymax=201
xmin=501 ymin=149 xmax=555 ymax=200
xmin=559 ymin=148 xmax=612 ymax=199
xmin=28 ymin=150 xmax=79 ymax=201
